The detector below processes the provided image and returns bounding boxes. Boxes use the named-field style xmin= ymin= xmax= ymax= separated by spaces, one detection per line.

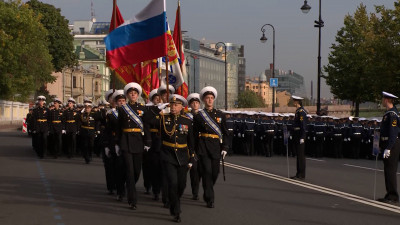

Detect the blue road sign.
xmin=270 ymin=78 xmax=278 ymax=87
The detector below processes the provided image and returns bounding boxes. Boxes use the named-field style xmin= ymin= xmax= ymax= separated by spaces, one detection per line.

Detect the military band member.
xmin=116 ymin=82 xmax=151 ymax=210
xmin=62 ymin=98 xmax=78 ymax=158
xmin=32 ymin=96 xmax=49 ymax=159
xmin=378 ymin=91 xmax=400 ymax=204
xmin=186 ymin=93 xmax=201 ymax=201
xmin=49 ymin=98 xmax=63 ymax=158
xmin=160 ymin=94 xmax=195 ymax=223
xmin=290 ymin=95 xmax=308 ymax=180
xmin=193 ymin=86 xmax=228 ymax=208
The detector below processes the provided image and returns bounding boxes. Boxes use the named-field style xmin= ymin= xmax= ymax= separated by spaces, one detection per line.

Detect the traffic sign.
xmin=270 ymin=78 xmax=278 ymax=87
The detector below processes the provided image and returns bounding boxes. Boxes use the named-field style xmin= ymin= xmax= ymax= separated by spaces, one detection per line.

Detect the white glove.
xmin=290 ymin=136 xmax=292 ymax=140
xmin=221 ymin=150 xmax=227 ymax=159
xmin=348 ymin=138 xmax=351 ymax=141
xmin=97 ymin=131 xmax=101 ymax=134
xmin=144 ymin=146 xmax=150 ymax=152
xmin=238 ymin=133 xmax=241 ymax=137
xmin=300 ymin=139 xmax=305 ymax=144
xmin=32 ymin=130 xmax=37 ymax=134
xmin=260 ymin=137 xmax=263 ymax=140
xmin=254 ymin=133 xmax=257 ymax=137
xmin=115 ymin=145 xmax=121 ymax=156
xmin=105 ymin=147 xmax=111 ymax=157
xmin=62 ymin=130 xmax=66 ymax=134
xmin=188 ymin=163 xmax=193 ymax=168
xmin=344 ymin=138 xmax=347 ymax=142
xmin=383 ymin=149 xmax=391 ymax=158
xmin=242 ymin=134 xmax=245 ymax=138
xmin=313 ymin=137 xmax=316 ymax=141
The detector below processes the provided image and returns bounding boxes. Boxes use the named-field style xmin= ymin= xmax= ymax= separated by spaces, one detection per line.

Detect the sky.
xmin=36 ymin=0 xmax=398 ymax=98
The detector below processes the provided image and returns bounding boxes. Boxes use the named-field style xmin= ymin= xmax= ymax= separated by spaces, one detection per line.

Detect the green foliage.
xmin=238 ymin=90 xmax=266 ymax=108
xmin=27 ymin=0 xmax=76 ymax=72
xmin=325 ymin=1 xmax=400 ymax=116
xmin=0 ymin=0 xmax=54 ymax=101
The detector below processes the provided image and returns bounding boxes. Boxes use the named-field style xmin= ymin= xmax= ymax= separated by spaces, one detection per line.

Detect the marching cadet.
xmin=102 ymin=90 xmax=117 ymax=195
xmin=193 ymin=86 xmax=228 ymax=208
xmin=62 ymin=98 xmax=79 ymax=158
xmin=325 ymin=117 xmax=335 ymax=157
xmin=104 ymin=90 xmax=127 ymax=201
xmin=160 ymin=94 xmax=195 ymax=223
xmin=290 ymin=95 xmax=308 ymax=180
xmin=244 ymin=112 xmax=256 ymax=156
xmin=225 ymin=112 xmax=235 ymax=155
xmin=274 ymin=114 xmax=284 ymax=156
xmin=186 ymin=93 xmax=201 ymax=201
xmin=116 ymin=82 xmax=151 ymax=210
xmin=158 ymin=84 xmax=176 ymax=104
xmin=79 ymin=100 xmax=100 ymax=164
xmin=32 ymin=96 xmax=49 ymax=159
xmin=26 ymin=108 xmax=34 ymax=136
xmin=145 ymin=89 xmax=163 ymax=201
xmin=378 ymin=91 xmax=400 ymax=204
xmin=49 ymin=98 xmax=63 ymax=158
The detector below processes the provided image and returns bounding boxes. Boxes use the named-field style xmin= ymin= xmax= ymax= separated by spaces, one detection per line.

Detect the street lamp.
xmin=301 ymin=0 xmax=323 ymax=115
xmin=214 ymin=42 xmax=228 ymax=110
xmin=186 ymin=55 xmax=199 ymax=93
xmin=260 ymin=24 xmax=276 ymax=113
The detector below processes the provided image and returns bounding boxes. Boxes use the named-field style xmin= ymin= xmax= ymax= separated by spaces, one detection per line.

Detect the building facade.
xmin=245 ymin=73 xmax=273 ymax=106
xmin=265 ymin=69 xmax=306 ymax=97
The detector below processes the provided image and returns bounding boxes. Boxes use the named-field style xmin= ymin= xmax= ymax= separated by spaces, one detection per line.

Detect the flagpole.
xmin=112 ymin=0 xmax=117 ymax=92
xmin=177 ymin=0 xmax=183 ymax=94
xmin=150 ymin=60 xmax=154 ymax=91
xmin=166 ymin=56 xmax=170 ymax=101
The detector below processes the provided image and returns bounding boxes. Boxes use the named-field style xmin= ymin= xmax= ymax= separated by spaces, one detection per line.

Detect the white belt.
xmin=267 ymin=130 xmax=275 ymax=132
xmin=334 ymin=134 xmax=342 ymax=136
xmin=316 ymin=132 xmax=324 ymax=134
xmin=354 ymin=133 xmax=361 ymax=135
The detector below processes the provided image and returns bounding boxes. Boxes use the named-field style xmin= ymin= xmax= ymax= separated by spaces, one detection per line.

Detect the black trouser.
xmin=226 ymin=132 xmax=234 ymax=155
xmin=351 ymin=135 xmax=361 ymax=159
xmin=65 ymin=132 xmax=76 ymax=158
xmin=289 ymin=137 xmax=296 ymax=157
xmin=115 ymin=154 xmax=126 ymax=196
xmin=200 ymin=155 xmax=220 ymax=203
xmin=161 ymin=162 xmax=169 ymax=204
xmin=333 ymin=136 xmax=343 ymax=158
xmin=52 ymin=132 xmax=62 ymax=157
xmin=82 ymin=133 xmax=95 ymax=163
xmin=150 ymin=152 xmax=162 ymax=196
xmin=123 ymin=151 xmax=142 ymax=205
xmin=245 ymin=132 xmax=254 ymax=156
xmin=142 ymin=151 xmax=152 ymax=192
xmin=315 ymin=135 xmax=324 ymax=158
xmin=190 ymin=159 xmax=201 ymax=197
xmin=294 ymin=135 xmax=306 ymax=178
xmin=37 ymin=131 xmax=48 ymax=158
xmin=103 ymin=154 xmax=116 ymax=193
xmin=163 ymin=161 xmax=188 ymax=216
xmin=264 ymin=133 xmax=274 ymax=157
xmin=383 ymin=139 xmax=400 ymax=201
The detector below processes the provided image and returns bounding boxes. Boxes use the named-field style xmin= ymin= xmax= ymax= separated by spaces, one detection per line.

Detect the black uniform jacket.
xmin=193 ymin=108 xmax=228 ymax=160
xmin=160 ymin=113 xmax=195 ymax=166
xmin=116 ymin=102 xmax=151 ymax=153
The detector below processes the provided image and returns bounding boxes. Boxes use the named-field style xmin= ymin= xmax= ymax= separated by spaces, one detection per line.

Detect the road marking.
xmin=306 ymin=158 xmax=326 ymax=162
xmin=344 ymin=164 xmax=400 ymax=175
xmin=224 ymin=162 xmax=400 ymax=214
xmin=36 ymin=160 xmax=66 ymax=225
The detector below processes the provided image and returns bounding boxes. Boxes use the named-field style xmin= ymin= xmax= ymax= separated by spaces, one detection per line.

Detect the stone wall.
xmin=0 ymin=100 xmax=29 ymax=126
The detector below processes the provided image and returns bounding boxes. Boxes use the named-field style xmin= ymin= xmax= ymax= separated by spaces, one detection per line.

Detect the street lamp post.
xmin=301 ymin=0 xmax=323 ymax=115
xmin=214 ymin=42 xmax=228 ymax=110
xmin=186 ymin=55 xmax=199 ymax=93
xmin=260 ymin=24 xmax=276 ymax=113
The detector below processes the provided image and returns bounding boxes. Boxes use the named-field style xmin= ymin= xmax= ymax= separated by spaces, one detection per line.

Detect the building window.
xmin=95 ymin=81 xmax=99 ymax=92
xmin=79 ymin=27 xmax=85 ymax=34
xmin=73 ymin=76 xmax=77 ymax=88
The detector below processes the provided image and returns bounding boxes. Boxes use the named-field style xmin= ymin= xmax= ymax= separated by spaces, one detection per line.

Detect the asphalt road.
xmin=0 ymin=130 xmax=399 ymax=225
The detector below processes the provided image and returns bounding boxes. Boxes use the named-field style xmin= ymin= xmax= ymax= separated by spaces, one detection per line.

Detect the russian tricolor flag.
xmin=105 ymin=0 xmax=168 ymax=69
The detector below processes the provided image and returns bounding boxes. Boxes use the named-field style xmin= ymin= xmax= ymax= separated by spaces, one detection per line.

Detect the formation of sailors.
xmin=224 ymin=110 xmax=384 ymax=160
xmin=25 ymin=88 xmax=400 ymax=220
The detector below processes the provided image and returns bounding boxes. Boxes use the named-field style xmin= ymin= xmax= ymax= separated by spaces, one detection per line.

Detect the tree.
xmin=324 ymin=4 xmax=375 ymax=116
xmin=27 ymin=0 xmax=76 ymax=72
xmin=0 ymin=0 xmax=54 ymax=101
xmin=238 ymin=90 xmax=266 ymax=108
